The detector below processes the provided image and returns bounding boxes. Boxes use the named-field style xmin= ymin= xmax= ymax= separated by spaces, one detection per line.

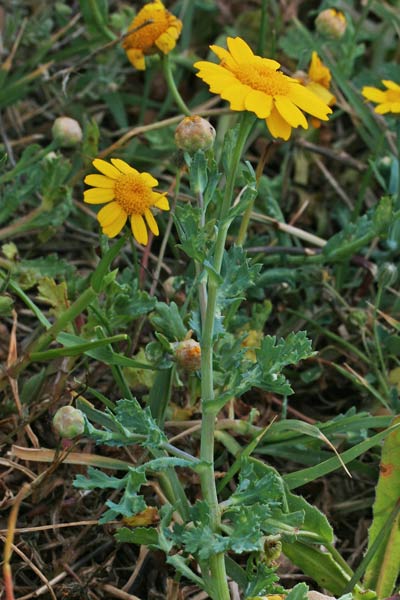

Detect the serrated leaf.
xmin=218 ymin=246 xmax=261 ymax=307
xmin=256 ymin=332 xmax=314 ymax=395
xmin=74 ymin=466 xmax=127 ymax=490
xmin=285 ymin=582 xmax=309 ymax=600
xmin=150 ymin=301 xmax=187 ymax=341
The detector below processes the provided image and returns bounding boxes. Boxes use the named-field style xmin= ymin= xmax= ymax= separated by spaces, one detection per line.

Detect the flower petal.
xmin=220 ymin=83 xmax=252 ymax=110
xmin=275 ymin=96 xmax=308 ymax=129
xmin=375 ymin=102 xmax=400 ymax=114
xmin=210 ymin=44 xmax=237 ymax=68
xmin=266 ymin=107 xmax=292 ymax=140
xmin=227 ymin=37 xmax=255 ymax=63
xmin=307 ymin=82 xmax=335 ymax=106
xmin=131 ymin=214 xmax=148 ymax=246
xmin=140 ymin=172 xmax=158 ymax=187
xmin=144 ymin=209 xmax=159 ymax=236
xmin=97 ymin=202 xmax=125 ymax=227
xmin=84 ymin=174 xmax=115 ymax=188
xmin=155 ymin=31 xmax=176 ymax=53
xmin=84 ymin=188 xmax=115 ymax=204
xmin=126 ymin=49 xmax=145 ymax=70
xmin=362 ymin=86 xmax=387 ymax=103
xmin=110 ymin=158 xmax=139 ymax=175
xmin=102 ymin=211 xmax=127 ymax=238
xmin=383 ymin=80 xmax=400 ymax=92
xmin=245 ymin=89 xmax=273 ymax=118
xmin=153 ymin=194 xmax=169 ymax=210
xmin=92 ymin=158 xmax=121 ymax=179
xmin=288 ymin=82 xmax=332 ymax=120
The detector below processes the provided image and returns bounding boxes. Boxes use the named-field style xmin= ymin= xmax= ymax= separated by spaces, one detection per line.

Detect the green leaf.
xmin=244 ymin=560 xmax=281 ymax=598
xmin=285 ymin=490 xmax=334 ymax=544
xmin=150 ymin=301 xmax=187 ymax=341
xmin=115 ymin=526 xmax=159 ymax=546
xmin=256 ymin=332 xmax=315 ymax=395
xmin=74 ymin=466 xmax=127 ymax=490
xmin=285 ymin=582 xmax=309 ymax=600
xmin=218 ymin=246 xmax=261 ymax=307
xmin=228 ymin=459 xmax=283 ymax=507
xmin=363 ymin=417 xmax=400 ymax=598
xmin=284 ymin=422 xmax=400 ymax=490
xmin=282 ymin=541 xmax=351 ymax=596
xmin=322 ymin=197 xmax=393 ymax=261
xmin=189 ymin=150 xmax=208 ymax=194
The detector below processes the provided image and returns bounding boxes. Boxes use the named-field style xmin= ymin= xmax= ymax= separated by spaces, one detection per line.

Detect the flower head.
xmin=315 ymin=8 xmax=347 ymax=39
xmin=84 ymin=158 xmax=169 ymax=245
xmin=122 ymin=0 xmax=182 ymax=70
xmin=362 ymin=80 xmax=400 ymax=114
xmin=194 ymin=37 xmax=332 ymax=140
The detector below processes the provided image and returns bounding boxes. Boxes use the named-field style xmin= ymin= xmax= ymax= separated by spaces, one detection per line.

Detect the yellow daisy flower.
xmin=362 ymin=80 xmax=400 ymax=114
xmin=84 ymin=158 xmax=169 ymax=246
xmin=122 ymin=0 xmax=182 ymax=70
xmin=194 ymin=37 xmax=332 ymax=141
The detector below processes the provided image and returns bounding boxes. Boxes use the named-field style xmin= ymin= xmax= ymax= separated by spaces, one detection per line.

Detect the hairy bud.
xmin=173 ymin=339 xmax=201 ymax=371
xmin=315 ymin=9 xmax=347 ymax=39
xmin=52 ymin=116 xmax=83 ymax=148
xmin=175 ymin=116 xmax=216 ymax=153
xmin=53 ymin=406 xmax=85 ymax=438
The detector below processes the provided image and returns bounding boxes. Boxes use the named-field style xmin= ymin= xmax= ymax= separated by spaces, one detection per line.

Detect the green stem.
xmin=199 ymin=113 xmax=254 ymax=599
xmin=162 ymin=55 xmax=191 ymax=116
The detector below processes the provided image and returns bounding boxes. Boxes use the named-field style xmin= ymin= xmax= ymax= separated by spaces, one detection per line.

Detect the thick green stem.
xmin=162 ymin=54 xmax=191 ymax=116
xmin=199 ymin=113 xmax=254 ymax=599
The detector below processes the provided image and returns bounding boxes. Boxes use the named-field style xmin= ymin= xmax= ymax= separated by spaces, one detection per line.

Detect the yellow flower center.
xmin=124 ymin=6 xmax=169 ymax=50
xmin=114 ymin=174 xmax=153 ymax=215
xmin=229 ymin=61 xmax=290 ymax=97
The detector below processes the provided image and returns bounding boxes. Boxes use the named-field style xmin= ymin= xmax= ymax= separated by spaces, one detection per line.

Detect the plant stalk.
xmin=199 ymin=113 xmax=254 ymax=599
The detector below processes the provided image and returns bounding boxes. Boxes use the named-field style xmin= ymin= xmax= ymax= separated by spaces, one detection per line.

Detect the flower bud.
xmin=53 ymin=406 xmax=85 ymax=438
xmin=175 ymin=116 xmax=216 ymax=153
xmin=52 ymin=116 xmax=83 ymax=148
xmin=315 ymin=9 xmax=347 ymax=39
xmin=173 ymin=339 xmax=201 ymax=371
xmin=378 ymin=262 xmax=398 ymax=288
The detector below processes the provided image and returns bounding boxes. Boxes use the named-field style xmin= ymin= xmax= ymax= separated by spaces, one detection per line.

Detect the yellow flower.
xmin=122 ymin=0 xmax=182 ymax=70
xmin=295 ymin=52 xmax=335 ymax=128
xmin=362 ymin=80 xmax=400 ymax=114
xmin=194 ymin=37 xmax=332 ymax=141
xmin=84 ymin=158 xmax=169 ymax=245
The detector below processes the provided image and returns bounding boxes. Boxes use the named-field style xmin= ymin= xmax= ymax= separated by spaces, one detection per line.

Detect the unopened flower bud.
xmin=175 ymin=116 xmax=216 ymax=153
xmin=173 ymin=339 xmax=201 ymax=371
xmin=53 ymin=406 xmax=85 ymax=438
xmin=315 ymin=9 xmax=347 ymax=39
xmin=378 ymin=262 xmax=398 ymax=287
xmin=52 ymin=116 xmax=83 ymax=148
